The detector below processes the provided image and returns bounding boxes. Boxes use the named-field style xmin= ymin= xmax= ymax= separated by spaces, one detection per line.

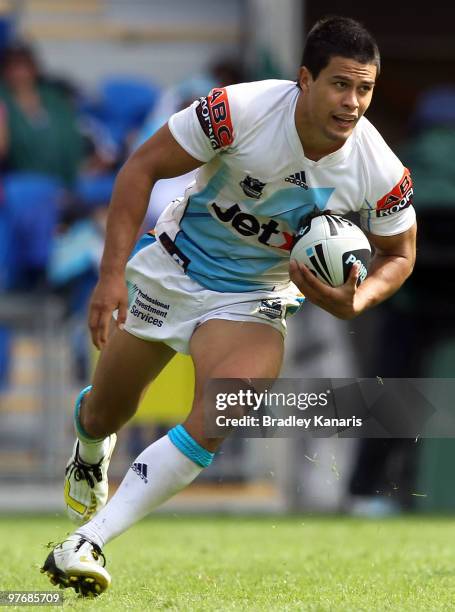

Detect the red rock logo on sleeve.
xmin=196 ymin=88 xmax=234 ymax=151
xmin=376 ymin=168 xmax=413 ymax=217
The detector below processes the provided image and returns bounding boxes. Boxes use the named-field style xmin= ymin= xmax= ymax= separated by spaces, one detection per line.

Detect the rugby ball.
xmin=291 ymin=214 xmax=371 ymax=287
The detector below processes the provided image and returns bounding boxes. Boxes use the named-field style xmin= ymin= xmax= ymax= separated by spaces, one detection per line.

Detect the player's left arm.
xmin=357 ymin=222 xmax=417 ymax=311
xmin=292 ymin=126 xmax=418 ymax=319
xmin=289 ymin=221 xmax=417 ymax=320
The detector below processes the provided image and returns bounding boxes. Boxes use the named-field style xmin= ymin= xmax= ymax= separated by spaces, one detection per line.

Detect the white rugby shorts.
xmin=120 ymin=238 xmax=303 ymax=354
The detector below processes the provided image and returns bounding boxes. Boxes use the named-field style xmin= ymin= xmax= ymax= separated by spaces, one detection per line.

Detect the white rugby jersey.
xmin=154 ymin=79 xmax=415 ymax=292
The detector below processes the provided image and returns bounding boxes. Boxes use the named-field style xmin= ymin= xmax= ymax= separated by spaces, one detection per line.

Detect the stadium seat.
xmin=2 ymin=172 xmax=63 ymax=290
xmin=75 ymin=173 xmax=116 ymax=209
xmin=97 ymin=76 xmax=161 ymax=146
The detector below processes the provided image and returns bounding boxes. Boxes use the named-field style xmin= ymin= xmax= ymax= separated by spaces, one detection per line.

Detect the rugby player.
xmin=41 ymin=16 xmax=416 ymax=595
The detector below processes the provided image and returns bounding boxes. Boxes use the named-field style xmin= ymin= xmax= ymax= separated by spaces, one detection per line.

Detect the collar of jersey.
xmin=287 ymin=90 xmax=357 ymax=168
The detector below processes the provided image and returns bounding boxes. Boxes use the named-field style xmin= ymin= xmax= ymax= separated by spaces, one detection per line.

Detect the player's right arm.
xmin=89 ymin=124 xmax=203 ymax=349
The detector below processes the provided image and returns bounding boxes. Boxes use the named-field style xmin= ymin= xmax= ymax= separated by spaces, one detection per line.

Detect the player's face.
xmin=298 ymin=56 xmax=377 ymax=153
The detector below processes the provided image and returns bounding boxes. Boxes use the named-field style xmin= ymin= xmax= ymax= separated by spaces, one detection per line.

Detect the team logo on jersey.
xmin=240 ymin=175 xmax=266 ymax=199
xmin=285 ymin=170 xmax=308 ymax=190
xmin=376 ymin=168 xmax=413 ymax=217
xmin=259 ymin=299 xmax=284 ymax=320
xmin=211 ymin=202 xmax=294 ymax=251
xmin=196 ymin=87 xmax=234 ymax=151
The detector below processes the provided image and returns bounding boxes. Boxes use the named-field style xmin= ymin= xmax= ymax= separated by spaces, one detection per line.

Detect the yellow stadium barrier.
xmin=134 ymin=354 xmax=194 ymax=424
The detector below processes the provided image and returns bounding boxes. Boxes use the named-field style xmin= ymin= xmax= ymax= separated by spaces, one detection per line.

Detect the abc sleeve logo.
xmin=376 ymin=168 xmax=413 ymax=217
xmin=196 ymin=87 xmax=234 ymax=151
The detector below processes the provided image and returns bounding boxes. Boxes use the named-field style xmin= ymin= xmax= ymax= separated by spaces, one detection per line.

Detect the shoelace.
xmin=74 ymin=537 xmax=107 ymax=567
xmin=66 ymin=444 xmax=103 ymax=489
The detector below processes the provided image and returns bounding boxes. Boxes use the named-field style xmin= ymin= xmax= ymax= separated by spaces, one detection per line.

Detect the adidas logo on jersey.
xmin=285 ymin=171 xmax=308 ymax=190
xmin=131 ymin=462 xmax=148 ymax=483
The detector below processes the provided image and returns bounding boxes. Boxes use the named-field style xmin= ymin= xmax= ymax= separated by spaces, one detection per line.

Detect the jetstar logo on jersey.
xmin=376 ymin=168 xmax=413 ymax=217
xmin=196 ymin=87 xmax=234 ymax=151
xmin=210 ymin=202 xmax=294 ymax=251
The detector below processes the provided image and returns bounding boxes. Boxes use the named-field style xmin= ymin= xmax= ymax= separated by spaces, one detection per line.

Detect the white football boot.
xmin=64 ymin=434 xmax=117 ymax=524
xmin=41 ymin=534 xmax=111 ymax=597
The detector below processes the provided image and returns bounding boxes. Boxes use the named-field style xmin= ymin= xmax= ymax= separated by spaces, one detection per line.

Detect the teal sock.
xmin=73 ymin=385 xmax=108 ymax=463
xmin=168 ymin=424 xmax=215 ymax=468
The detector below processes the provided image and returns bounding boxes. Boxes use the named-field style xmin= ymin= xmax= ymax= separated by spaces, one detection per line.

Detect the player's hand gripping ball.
xmin=291 ymin=213 xmax=371 ymax=287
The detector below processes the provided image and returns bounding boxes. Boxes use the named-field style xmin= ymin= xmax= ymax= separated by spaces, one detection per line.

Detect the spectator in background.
xmin=48 ymin=176 xmax=114 ymax=382
xmin=0 ymin=42 xmax=83 ymax=187
xmin=134 ymin=58 xmax=243 ymax=150
xmin=134 ymin=58 xmax=244 ymax=229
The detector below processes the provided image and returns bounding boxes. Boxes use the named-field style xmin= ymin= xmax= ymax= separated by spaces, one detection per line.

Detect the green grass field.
xmin=1 ymin=514 xmax=454 ymax=611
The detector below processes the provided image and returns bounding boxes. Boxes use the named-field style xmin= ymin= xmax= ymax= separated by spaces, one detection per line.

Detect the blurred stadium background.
xmin=0 ymin=0 xmax=454 ymax=521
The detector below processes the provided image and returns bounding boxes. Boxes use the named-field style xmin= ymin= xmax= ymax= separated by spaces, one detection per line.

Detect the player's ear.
xmin=298 ymin=66 xmax=313 ymax=93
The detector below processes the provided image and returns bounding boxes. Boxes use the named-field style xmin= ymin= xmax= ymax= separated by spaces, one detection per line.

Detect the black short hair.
xmin=301 ymin=16 xmax=380 ymax=80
